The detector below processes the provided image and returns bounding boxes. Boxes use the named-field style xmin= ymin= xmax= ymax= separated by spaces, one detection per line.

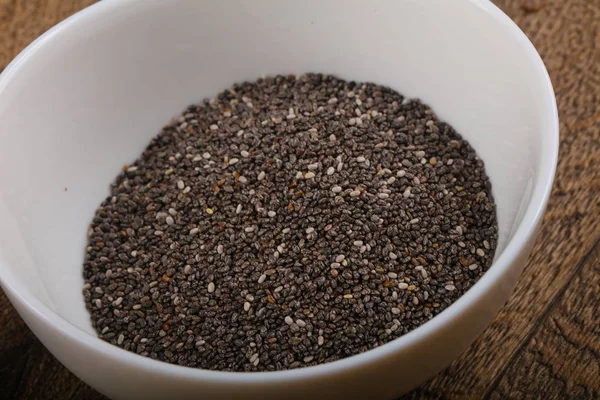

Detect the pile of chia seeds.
xmin=83 ymin=73 xmax=497 ymax=372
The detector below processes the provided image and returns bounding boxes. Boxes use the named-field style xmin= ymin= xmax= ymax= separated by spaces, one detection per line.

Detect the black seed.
xmin=83 ymin=73 xmax=498 ymax=372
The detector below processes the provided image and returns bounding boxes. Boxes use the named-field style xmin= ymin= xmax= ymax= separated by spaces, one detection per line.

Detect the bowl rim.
xmin=0 ymin=0 xmax=559 ymax=384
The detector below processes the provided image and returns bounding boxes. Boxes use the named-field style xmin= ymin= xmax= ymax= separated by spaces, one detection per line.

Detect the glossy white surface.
xmin=0 ymin=0 xmax=558 ymax=399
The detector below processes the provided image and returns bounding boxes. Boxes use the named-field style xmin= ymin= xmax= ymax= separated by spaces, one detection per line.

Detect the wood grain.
xmin=0 ymin=0 xmax=96 ymax=70
xmin=0 ymin=0 xmax=599 ymax=399
xmin=489 ymin=241 xmax=600 ymax=400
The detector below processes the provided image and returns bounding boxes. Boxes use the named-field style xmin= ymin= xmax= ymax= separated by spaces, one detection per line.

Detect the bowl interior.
xmin=0 ymin=0 xmax=553 ymax=336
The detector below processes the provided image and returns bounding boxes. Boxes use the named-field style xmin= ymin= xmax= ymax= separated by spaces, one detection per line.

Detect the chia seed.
xmin=83 ymin=73 xmax=498 ymax=372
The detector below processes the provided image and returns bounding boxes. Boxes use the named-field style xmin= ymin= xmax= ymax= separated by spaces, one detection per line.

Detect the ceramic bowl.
xmin=0 ymin=0 xmax=558 ymax=399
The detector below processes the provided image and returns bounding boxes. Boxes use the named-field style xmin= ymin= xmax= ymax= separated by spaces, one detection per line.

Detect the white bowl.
xmin=0 ymin=0 xmax=558 ymax=399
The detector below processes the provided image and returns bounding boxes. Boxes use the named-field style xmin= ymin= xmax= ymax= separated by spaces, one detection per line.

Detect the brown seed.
xmin=83 ymin=73 xmax=497 ymax=373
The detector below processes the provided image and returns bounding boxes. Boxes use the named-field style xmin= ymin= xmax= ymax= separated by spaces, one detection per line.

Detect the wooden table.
xmin=1 ymin=1 xmax=598 ymax=398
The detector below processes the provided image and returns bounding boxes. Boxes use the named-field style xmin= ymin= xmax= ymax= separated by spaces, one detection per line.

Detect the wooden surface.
xmin=0 ymin=0 xmax=598 ymax=399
